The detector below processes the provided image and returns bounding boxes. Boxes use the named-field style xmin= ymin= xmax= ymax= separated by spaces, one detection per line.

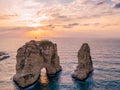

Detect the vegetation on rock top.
xmin=39 ymin=40 xmax=53 ymax=47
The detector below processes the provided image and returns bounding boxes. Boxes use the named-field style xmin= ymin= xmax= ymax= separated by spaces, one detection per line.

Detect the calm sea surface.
xmin=0 ymin=38 xmax=120 ymax=90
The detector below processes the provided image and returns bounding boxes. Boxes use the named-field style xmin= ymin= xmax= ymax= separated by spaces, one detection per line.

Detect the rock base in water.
xmin=0 ymin=52 xmax=9 ymax=60
xmin=13 ymin=40 xmax=62 ymax=88
xmin=72 ymin=43 xmax=93 ymax=81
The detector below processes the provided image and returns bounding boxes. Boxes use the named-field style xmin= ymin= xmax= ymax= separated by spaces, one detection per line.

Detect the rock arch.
xmin=13 ymin=40 xmax=62 ymax=88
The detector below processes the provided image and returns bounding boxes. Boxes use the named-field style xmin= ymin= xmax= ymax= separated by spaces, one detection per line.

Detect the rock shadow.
xmin=72 ymin=73 xmax=94 ymax=90
xmin=14 ymin=72 xmax=61 ymax=90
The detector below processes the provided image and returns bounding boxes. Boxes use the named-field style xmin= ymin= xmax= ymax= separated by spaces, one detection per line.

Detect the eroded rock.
xmin=0 ymin=52 xmax=9 ymax=60
xmin=72 ymin=43 xmax=93 ymax=81
xmin=13 ymin=40 xmax=62 ymax=88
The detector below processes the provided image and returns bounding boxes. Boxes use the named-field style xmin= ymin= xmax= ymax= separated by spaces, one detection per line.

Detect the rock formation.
xmin=0 ymin=52 xmax=9 ymax=60
xmin=72 ymin=43 xmax=93 ymax=81
xmin=13 ymin=40 xmax=62 ymax=88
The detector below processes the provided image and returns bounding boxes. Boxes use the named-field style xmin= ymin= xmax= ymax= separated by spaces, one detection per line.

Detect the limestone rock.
xmin=0 ymin=52 xmax=9 ymax=60
xmin=13 ymin=40 xmax=62 ymax=88
xmin=72 ymin=43 xmax=93 ymax=80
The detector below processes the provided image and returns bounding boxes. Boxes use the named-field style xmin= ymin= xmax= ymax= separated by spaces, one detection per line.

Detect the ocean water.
xmin=0 ymin=38 xmax=120 ymax=90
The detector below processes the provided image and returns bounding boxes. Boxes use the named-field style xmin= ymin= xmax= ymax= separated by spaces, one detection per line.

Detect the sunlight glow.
xmin=26 ymin=29 xmax=55 ymax=38
xmin=27 ymin=14 xmax=49 ymax=27
xmin=21 ymin=14 xmax=49 ymax=27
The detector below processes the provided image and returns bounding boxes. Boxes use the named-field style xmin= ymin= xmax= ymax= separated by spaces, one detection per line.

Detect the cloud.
xmin=1 ymin=0 xmax=118 ymax=24
xmin=36 ymin=0 xmax=117 ymax=21
xmin=35 ymin=0 xmax=74 ymax=5
xmin=0 ymin=0 xmax=119 ymax=18
xmin=57 ymin=15 xmax=67 ymax=19
xmin=0 ymin=26 xmax=34 ymax=31
xmin=0 ymin=0 xmax=120 ymax=38
xmin=38 ymin=24 xmax=55 ymax=31
xmin=0 ymin=14 xmax=18 ymax=20
xmin=112 ymin=0 xmax=120 ymax=2
xmin=97 ymin=1 xmax=105 ymax=5
xmin=58 ymin=0 xmax=74 ymax=4
xmin=114 ymin=3 xmax=120 ymax=8
xmin=64 ymin=23 xmax=79 ymax=28
xmin=0 ymin=26 xmax=39 ymax=38
xmin=69 ymin=23 xmax=79 ymax=26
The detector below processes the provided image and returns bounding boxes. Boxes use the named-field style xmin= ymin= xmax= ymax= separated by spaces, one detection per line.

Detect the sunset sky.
xmin=0 ymin=0 xmax=120 ymax=38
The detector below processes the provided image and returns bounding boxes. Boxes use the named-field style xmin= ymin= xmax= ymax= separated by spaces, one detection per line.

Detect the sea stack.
xmin=72 ymin=43 xmax=93 ymax=81
xmin=13 ymin=40 xmax=62 ymax=88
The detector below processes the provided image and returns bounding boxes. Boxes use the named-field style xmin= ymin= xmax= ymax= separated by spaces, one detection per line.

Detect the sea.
xmin=0 ymin=38 xmax=120 ymax=90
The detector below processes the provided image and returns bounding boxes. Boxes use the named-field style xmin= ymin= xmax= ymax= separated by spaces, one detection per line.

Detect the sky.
xmin=0 ymin=0 xmax=120 ymax=38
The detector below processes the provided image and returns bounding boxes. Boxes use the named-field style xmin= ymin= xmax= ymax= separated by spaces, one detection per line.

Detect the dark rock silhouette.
xmin=0 ymin=52 xmax=9 ymax=60
xmin=72 ymin=43 xmax=93 ymax=80
xmin=13 ymin=40 xmax=62 ymax=88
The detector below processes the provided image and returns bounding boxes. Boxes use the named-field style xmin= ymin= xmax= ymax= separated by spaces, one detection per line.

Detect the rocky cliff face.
xmin=13 ymin=40 xmax=62 ymax=88
xmin=72 ymin=43 xmax=93 ymax=80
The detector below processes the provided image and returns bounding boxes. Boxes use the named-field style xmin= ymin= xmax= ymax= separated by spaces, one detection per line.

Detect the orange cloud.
xmin=0 ymin=0 xmax=120 ymax=38
xmin=26 ymin=29 xmax=58 ymax=38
